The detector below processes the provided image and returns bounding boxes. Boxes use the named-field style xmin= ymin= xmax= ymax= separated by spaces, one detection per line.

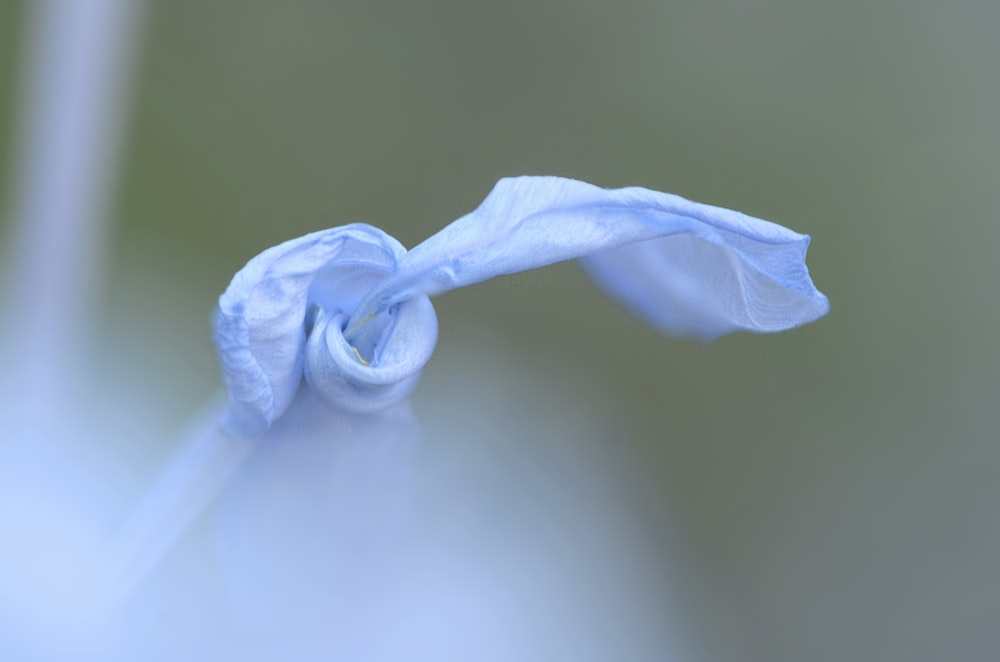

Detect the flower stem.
xmin=95 ymin=400 xmax=260 ymax=615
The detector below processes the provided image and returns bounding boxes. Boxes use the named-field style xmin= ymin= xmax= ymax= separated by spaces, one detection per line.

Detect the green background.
xmin=1 ymin=1 xmax=998 ymax=660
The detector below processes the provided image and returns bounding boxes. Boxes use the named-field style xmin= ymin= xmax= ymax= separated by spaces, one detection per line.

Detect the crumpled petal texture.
xmin=346 ymin=177 xmax=828 ymax=338
xmin=213 ymin=224 xmax=436 ymax=435
xmin=215 ymin=176 xmax=828 ymax=433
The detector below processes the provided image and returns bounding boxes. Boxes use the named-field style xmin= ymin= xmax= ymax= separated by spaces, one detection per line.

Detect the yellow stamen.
xmin=351 ymin=345 xmax=369 ymax=366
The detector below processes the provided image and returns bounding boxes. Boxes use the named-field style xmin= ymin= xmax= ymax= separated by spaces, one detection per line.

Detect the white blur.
xmin=100 ymin=341 xmax=708 ymax=661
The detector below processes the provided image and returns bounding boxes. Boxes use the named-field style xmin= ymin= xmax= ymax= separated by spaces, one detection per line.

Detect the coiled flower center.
xmin=304 ymin=295 xmax=437 ymax=415
xmin=213 ymin=224 xmax=438 ymax=435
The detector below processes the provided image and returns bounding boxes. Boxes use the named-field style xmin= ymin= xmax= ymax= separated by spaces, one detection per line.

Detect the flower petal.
xmin=345 ymin=176 xmax=828 ymax=341
xmin=580 ymin=231 xmax=828 ymax=339
xmin=213 ymin=224 xmax=407 ymax=435
xmin=304 ymin=298 xmax=437 ymax=415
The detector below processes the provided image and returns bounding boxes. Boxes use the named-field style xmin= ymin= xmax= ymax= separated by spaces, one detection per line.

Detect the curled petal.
xmin=346 ymin=176 xmax=828 ymax=341
xmin=580 ymin=232 xmax=828 ymax=339
xmin=213 ymin=224 xmax=407 ymax=435
xmin=304 ymin=299 xmax=438 ymax=415
xmin=216 ymin=177 xmax=828 ymax=431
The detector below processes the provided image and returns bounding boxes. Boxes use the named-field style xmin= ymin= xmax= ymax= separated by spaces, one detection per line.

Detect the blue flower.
xmin=214 ymin=176 xmax=829 ymax=434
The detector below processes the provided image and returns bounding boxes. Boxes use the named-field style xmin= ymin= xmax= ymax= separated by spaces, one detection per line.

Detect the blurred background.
xmin=1 ymin=0 xmax=998 ymax=660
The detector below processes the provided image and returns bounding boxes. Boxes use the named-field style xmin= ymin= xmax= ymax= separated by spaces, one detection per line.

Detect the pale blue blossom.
xmin=0 ymin=0 xmax=830 ymax=656
xmin=215 ymin=175 xmax=828 ymax=433
xmin=94 ymin=175 xmax=829 ymax=658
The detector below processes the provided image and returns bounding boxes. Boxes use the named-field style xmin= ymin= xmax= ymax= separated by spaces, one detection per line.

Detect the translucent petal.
xmin=346 ymin=176 xmax=828 ymax=340
xmin=580 ymin=232 xmax=828 ymax=339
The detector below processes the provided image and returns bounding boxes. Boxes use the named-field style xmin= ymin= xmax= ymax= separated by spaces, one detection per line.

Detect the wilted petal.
xmin=347 ymin=176 xmax=828 ymax=341
xmin=219 ymin=176 xmax=828 ymax=432
xmin=213 ymin=224 xmax=411 ymax=434
xmin=580 ymin=231 xmax=827 ymax=339
xmin=304 ymin=299 xmax=437 ymax=415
